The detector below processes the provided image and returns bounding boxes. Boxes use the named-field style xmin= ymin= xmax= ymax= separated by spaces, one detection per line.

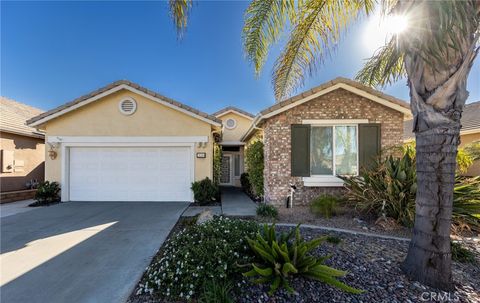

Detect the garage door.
xmin=69 ymin=147 xmax=192 ymax=201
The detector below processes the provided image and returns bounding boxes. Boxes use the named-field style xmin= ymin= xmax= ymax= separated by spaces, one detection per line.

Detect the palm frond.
xmin=273 ymin=0 xmax=374 ymax=101
xmin=242 ymin=0 xmax=297 ymax=75
xmin=169 ymin=0 xmax=193 ymax=38
xmin=355 ymin=38 xmax=405 ymax=87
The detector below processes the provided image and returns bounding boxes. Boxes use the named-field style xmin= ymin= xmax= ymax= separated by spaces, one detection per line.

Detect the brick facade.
xmin=262 ymin=88 xmax=405 ymax=206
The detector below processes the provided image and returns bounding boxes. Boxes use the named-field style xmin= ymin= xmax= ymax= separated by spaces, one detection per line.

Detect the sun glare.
xmin=363 ymin=12 xmax=409 ymax=53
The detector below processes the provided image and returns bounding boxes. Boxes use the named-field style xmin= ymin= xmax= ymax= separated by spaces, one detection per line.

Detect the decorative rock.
xmin=196 ymin=210 xmax=214 ymax=224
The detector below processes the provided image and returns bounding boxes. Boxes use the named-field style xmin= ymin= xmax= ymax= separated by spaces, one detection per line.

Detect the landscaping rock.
xmin=196 ymin=210 xmax=214 ymax=224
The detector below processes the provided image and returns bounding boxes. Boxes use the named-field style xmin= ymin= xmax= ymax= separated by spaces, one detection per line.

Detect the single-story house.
xmin=26 ymin=80 xmax=222 ymax=202
xmin=1 ymin=97 xmax=45 ymax=202
xmin=404 ymin=100 xmax=480 ymax=177
xmin=27 ymin=77 xmax=412 ymax=204
xmin=241 ymin=77 xmax=412 ymax=206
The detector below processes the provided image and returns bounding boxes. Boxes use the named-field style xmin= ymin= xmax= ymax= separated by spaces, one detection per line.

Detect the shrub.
xmin=213 ymin=144 xmax=222 ymax=185
xmin=341 ymin=153 xmax=417 ymax=227
xmin=326 ymin=235 xmax=342 ymax=244
xmin=138 ymin=217 xmax=259 ymax=300
xmin=451 ymin=242 xmax=476 ymax=264
xmin=464 ymin=140 xmax=480 ymax=161
xmin=342 ymin=154 xmax=480 ymax=232
xmin=243 ymin=224 xmax=363 ymax=295
xmin=198 ymin=280 xmax=234 ymax=303
xmin=32 ymin=181 xmax=61 ymax=206
xmin=256 ymin=204 xmax=278 ymax=219
xmin=191 ymin=177 xmax=219 ymax=205
xmin=310 ymin=195 xmax=339 ymax=218
xmin=245 ymin=141 xmax=264 ymax=197
xmin=240 ymin=173 xmax=252 ymax=195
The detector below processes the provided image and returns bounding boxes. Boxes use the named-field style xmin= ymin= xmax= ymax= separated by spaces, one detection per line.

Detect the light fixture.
xmin=47 ymin=142 xmax=59 ymax=160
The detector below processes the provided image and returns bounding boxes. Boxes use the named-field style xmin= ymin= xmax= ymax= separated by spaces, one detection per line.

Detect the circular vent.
xmin=119 ymin=97 xmax=137 ymax=115
xmin=225 ymin=118 xmax=237 ymax=129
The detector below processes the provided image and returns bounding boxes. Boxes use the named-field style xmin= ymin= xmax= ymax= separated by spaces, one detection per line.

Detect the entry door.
xmin=69 ymin=146 xmax=192 ymax=201
xmin=220 ymin=154 xmax=233 ymax=185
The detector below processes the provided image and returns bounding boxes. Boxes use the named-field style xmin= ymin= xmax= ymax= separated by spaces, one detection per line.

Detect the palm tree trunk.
xmin=400 ymin=27 xmax=478 ymax=290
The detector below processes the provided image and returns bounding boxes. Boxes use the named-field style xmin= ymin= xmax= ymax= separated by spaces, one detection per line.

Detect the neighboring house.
xmin=1 ymin=97 xmax=45 ymax=202
xmin=404 ymin=100 xmax=480 ymax=176
xmin=241 ymin=77 xmax=412 ymax=206
xmin=212 ymin=106 xmax=254 ymax=187
xmin=27 ymin=77 xmax=412 ymax=205
xmin=27 ymin=80 xmax=221 ymax=202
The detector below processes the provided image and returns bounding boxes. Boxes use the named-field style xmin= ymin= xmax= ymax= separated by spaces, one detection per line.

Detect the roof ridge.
xmin=27 ymin=80 xmax=222 ymax=126
xmin=212 ymin=106 xmax=255 ymax=118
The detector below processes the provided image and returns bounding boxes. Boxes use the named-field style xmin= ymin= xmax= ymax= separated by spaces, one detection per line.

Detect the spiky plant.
xmin=243 ymin=224 xmax=363 ymax=295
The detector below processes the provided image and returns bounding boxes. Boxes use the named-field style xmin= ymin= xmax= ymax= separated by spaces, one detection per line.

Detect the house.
xmin=27 ymin=77 xmax=411 ymax=205
xmin=404 ymin=100 xmax=480 ymax=176
xmin=241 ymin=77 xmax=412 ymax=206
xmin=212 ymin=106 xmax=254 ymax=187
xmin=26 ymin=80 xmax=222 ymax=202
xmin=1 ymin=97 xmax=45 ymax=202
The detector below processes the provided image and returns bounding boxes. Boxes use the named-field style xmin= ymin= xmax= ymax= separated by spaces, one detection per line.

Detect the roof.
xmin=0 ymin=97 xmax=45 ymax=138
xmin=27 ymin=80 xmax=222 ymax=127
xmin=260 ymin=77 xmax=410 ymax=116
xmin=241 ymin=77 xmax=411 ymax=141
xmin=404 ymin=101 xmax=480 ymax=140
xmin=212 ymin=106 xmax=255 ymax=119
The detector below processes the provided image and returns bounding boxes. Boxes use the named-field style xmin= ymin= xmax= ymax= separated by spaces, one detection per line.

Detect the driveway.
xmin=0 ymin=201 xmax=188 ymax=303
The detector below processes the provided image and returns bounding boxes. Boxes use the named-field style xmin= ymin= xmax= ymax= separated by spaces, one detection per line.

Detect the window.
xmin=310 ymin=125 xmax=358 ymax=176
xmin=225 ymin=118 xmax=237 ymax=129
xmin=234 ymin=154 xmax=241 ymax=177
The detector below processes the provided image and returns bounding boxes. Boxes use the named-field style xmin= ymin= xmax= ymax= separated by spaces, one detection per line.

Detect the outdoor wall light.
xmin=47 ymin=142 xmax=60 ymax=160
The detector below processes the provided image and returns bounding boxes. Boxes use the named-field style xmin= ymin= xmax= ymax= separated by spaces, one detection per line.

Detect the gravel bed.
xmin=233 ymin=226 xmax=480 ymax=303
xmin=128 ymin=223 xmax=479 ymax=303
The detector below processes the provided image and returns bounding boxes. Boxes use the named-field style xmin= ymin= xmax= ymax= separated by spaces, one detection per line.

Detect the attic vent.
xmin=119 ymin=97 xmax=137 ymax=115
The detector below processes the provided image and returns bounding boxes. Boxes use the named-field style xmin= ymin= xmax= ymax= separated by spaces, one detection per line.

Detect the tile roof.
xmin=0 ymin=97 xmax=45 ymax=138
xmin=27 ymin=80 xmax=222 ymax=126
xmin=404 ymin=101 xmax=480 ymax=140
xmin=212 ymin=106 xmax=255 ymax=119
xmin=260 ymin=77 xmax=410 ymax=116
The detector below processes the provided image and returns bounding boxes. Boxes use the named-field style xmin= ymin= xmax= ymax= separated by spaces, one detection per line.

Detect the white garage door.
xmin=69 ymin=147 xmax=192 ymax=201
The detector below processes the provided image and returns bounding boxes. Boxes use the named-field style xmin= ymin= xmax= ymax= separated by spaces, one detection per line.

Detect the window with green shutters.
xmin=291 ymin=122 xmax=380 ymax=178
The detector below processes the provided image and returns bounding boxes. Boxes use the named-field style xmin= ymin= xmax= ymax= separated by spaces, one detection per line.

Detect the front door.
xmin=220 ymin=154 xmax=233 ymax=185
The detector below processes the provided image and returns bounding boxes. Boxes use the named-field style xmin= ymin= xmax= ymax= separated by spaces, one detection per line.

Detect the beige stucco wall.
xmin=217 ymin=112 xmax=253 ymax=142
xmin=0 ymin=132 xmax=45 ymax=192
xmin=40 ymin=89 xmax=215 ymax=184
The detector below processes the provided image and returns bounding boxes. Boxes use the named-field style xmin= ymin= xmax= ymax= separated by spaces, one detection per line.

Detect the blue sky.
xmin=1 ymin=1 xmax=479 ymax=115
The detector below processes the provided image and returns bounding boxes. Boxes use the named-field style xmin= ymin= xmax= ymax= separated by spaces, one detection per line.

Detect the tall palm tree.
xmin=169 ymin=0 xmax=480 ymax=290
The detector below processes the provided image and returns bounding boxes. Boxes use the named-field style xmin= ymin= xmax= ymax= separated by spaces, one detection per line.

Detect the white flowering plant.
xmin=137 ymin=217 xmax=259 ymax=301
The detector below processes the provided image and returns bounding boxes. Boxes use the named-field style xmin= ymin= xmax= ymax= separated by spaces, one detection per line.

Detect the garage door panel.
xmin=69 ymin=147 xmax=192 ymax=202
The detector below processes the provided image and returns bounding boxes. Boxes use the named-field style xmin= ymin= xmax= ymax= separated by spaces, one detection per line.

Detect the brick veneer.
xmin=263 ymin=88 xmax=405 ymax=206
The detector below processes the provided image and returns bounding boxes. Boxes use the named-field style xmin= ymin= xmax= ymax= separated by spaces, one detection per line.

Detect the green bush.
xmin=451 ymin=242 xmax=476 ymax=264
xmin=33 ymin=181 xmax=61 ymax=206
xmin=464 ymin=140 xmax=480 ymax=161
xmin=310 ymin=195 xmax=339 ymax=218
xmin=198 ymin=280 xmax=234 ymax=303
xmin=256 ymin=204 xmax=278 ymax=219
xmin=245 ymin=141 xmax=264 ymax=197
xmin=341 ymin=154 xmax=417 ymax=227
xmin=243 ymin=224 xmax=363 ymax=295
xmin=240 ymin=173 xmax=252 ymax=195
xmin=191 ymin=177 xmax=219 ymax=205
xmin=341 ymin=154 xmax=480 ymax=232
xmin=213 ymin=144 xmax=222 ymax=185
xmin=138 ymin=217 xmax=259 ymax=300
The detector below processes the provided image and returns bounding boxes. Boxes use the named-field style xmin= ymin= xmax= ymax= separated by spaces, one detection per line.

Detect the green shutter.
xmin=359 ymin=124 xmax=381 ymax=170
xmin=291 ymin=124 xmax=310 ymax=176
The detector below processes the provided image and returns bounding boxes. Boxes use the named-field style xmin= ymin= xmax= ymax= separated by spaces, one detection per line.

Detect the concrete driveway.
xmin=0 ymin=201 xmax=188 ymax=303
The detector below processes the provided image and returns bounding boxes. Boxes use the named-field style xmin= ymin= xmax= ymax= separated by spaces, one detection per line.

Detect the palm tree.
xmin=168 ymin=0 xmax=480 ymax=290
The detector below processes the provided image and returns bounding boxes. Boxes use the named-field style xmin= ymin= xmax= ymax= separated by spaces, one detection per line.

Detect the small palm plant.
xmin=242 ymin=224 xmax=363 ymax=295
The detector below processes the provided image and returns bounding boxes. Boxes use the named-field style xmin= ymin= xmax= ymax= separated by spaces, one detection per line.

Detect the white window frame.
xmin=302 ymin=119 xmax=366 ymax=187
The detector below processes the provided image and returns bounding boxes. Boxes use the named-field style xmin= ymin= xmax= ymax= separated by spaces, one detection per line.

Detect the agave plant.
xmin=453 ymin=176 xmax=480 ymax=233
xmin=242 ymin=224 xmax=363 ymax=295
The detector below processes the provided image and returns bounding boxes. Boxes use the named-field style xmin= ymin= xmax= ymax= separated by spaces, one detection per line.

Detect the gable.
xmin=44 ymin=89 xmax=213 ymax=137
xmin=218 ymin=111 xmax=253 ymax=142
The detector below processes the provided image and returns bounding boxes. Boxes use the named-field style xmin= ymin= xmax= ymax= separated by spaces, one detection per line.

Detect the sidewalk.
xmin=220 ymin=187 xmax=257 ymax=216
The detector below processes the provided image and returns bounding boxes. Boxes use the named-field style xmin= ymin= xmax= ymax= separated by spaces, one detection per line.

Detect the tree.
xmin=169 ymin=0 xmax=480 ymax=290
